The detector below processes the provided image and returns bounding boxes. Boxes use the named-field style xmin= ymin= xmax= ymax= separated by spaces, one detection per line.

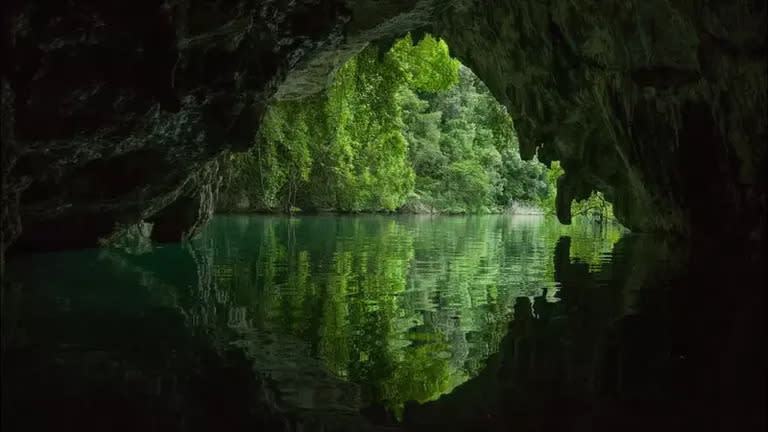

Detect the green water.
xmin=201 ymin=215 xmax=623 ymax=414
xmin=196 ymin=215 xmax=622 ymax=415
xmin=3 ymin=214 xmax=626 ymax=428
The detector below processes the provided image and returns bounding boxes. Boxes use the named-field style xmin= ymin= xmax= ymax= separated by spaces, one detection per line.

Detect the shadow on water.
xmin=403 ymin=234 xmax=765 ymax=432
xmin=1 ymin=215 xmax=764 ymax=431
xmin=1 ymin=247 xmax=293 ymax=431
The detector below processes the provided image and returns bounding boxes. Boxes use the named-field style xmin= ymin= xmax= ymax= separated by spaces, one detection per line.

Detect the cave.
xmin=1 ymin=1 xmax=765 ymax=431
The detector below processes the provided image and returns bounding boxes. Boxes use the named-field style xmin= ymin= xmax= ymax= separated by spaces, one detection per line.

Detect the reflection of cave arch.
xmin=403 ymin=234 xmax=690 ymax=431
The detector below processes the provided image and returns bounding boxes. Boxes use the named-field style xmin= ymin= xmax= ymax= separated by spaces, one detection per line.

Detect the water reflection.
xmin=3 ymin=215 xmax=627 ymax=431
xmin=192 ymin=215 xmax=624 ymax=416
xmin=404 ymin=233 xmax=692 ymax=431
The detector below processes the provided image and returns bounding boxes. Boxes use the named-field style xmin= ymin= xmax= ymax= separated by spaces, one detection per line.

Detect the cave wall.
xmin=433 ymin=0 xmax=766 ymax=241
xmin=1 ymin=0 xmax=352 ymax=254
xmin=2 ymin=0 xmax=765 ymax=255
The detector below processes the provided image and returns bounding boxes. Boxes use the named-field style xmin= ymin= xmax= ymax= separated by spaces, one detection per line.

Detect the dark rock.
xmin=149 ymin=159 xmax=222 ymax=243
xmin=1 ymin=0 xmax=352 ymax=253
xmin=1 ymin=0 xmax=765 ymax=253
xmin=435 ymin=0 xmax=766 ymax=243
xmin=1 ymin=81 xmax=23 ymax=268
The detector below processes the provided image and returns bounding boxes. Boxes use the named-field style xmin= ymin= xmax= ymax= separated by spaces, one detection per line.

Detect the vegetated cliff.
xmin=2 ymin=0 xmax=765 ymax=255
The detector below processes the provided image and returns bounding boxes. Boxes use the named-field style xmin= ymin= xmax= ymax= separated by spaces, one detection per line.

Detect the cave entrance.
xmin=3 ymin=1 xmax=764 ymax=430
xmin=218 ymin=33 xmax=618 ymax=226
xmin=3 ymin=33 xmax=633 ymax=431
xmin=194 ymin=34 xmax=628 ymax=419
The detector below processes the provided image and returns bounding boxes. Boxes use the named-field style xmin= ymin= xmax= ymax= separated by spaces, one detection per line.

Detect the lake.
xmin=4 ymin=214 xmax=740 ymax=431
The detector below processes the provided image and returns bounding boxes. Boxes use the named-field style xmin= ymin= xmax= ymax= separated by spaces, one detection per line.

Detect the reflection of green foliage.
xmin=565 ymin=220 xmax=624 ymax=268
xmin=319 ymin=251 xmax=352 ymax=377
xmin=196 ymin=215 xmax=624 ymax=415
xmin=383 ymin=342 xmax=456 ymax=419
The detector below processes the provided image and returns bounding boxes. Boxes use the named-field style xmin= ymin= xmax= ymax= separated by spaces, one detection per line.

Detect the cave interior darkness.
xmin=1 ymin=1 xmax=765 ymax=431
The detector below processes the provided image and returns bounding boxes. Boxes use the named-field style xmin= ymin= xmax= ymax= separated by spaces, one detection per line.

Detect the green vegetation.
xmin=220 ymin=33 xmax=618 ymax=223
xmin=399 ymin=66 xmax=550 ymax=213
xmin=221 ymin=35 xmax=453 ymax=212
xmin=535 ymin=161 xmax=617 ymax=224
xmin=220 ymin=35 xmax=553 ymax=215
xmin=197 ymin=215 xmax=625 ymax=417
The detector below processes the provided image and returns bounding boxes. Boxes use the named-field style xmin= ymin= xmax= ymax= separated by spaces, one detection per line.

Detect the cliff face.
xmin=2 ymin=0 xmax=765 ymax=253
xmin=435 ymin=0 xmax=766 ymax=241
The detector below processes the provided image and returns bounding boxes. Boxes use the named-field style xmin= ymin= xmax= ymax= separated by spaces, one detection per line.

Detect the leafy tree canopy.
xmin=219 ymin=33 xmax=615 ymax=222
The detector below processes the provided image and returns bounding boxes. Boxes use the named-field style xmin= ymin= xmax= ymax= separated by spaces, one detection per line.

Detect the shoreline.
xmin=214 ymin=208 xmax=549 ymax=217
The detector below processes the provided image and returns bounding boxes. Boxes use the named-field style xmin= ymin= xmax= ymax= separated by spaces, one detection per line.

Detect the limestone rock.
xmin=2 ymin=0 xmax=765 ymax=252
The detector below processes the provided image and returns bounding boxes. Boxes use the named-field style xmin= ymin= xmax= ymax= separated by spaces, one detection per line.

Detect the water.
xmin=190 ymin=215 xmax=623 ymax=417
xmin=5 ymin=214 xmax=756 ymax=431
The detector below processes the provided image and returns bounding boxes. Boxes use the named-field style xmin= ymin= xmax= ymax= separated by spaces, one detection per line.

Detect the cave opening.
xmin=218 ymin=33 xmax=620 ymax=227
xmin=1 ymin=2 xmax=765 ymax=432
xmin=200 ymin=33 xmax=629 ymax=420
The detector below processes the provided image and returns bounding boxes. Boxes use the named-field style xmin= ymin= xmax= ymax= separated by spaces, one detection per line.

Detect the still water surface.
xmin=192 ymin=215 xmax=624 ymax=415
xmin=4 ymin=214 xmax=655 ymax=430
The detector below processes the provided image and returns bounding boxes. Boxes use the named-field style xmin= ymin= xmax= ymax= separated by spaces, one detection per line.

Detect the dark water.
xmin=2 ymin=215 xmax=763 ymax=431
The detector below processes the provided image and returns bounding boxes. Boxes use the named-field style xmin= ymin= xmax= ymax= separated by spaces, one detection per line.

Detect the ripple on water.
xmin=4 ymin=214 xmax=628 ymax=426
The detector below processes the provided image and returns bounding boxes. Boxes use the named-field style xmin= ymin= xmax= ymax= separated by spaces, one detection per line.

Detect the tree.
xmin=443 ymin=160 xmax=491 ymax=212
xmin=220 ymin=34 xmax=555 ymax=215
xmin=221 ymin=34 xmax=460 ymax=212
xmin=401 ymin=65 xmax=551 ymax=213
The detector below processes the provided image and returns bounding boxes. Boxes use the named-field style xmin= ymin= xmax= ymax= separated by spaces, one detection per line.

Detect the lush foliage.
xmin=221 ymin=35 xmax=458 ymax=212
xmin=537 ymin=161 xmax=618 ymax=224
xmin=219 ymin=35 xmax=552 ymax=214
xmin=219 ymin=33 xmax=620 ymax=222
xmin=400 ymin=66 xmax=550 ymax=213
